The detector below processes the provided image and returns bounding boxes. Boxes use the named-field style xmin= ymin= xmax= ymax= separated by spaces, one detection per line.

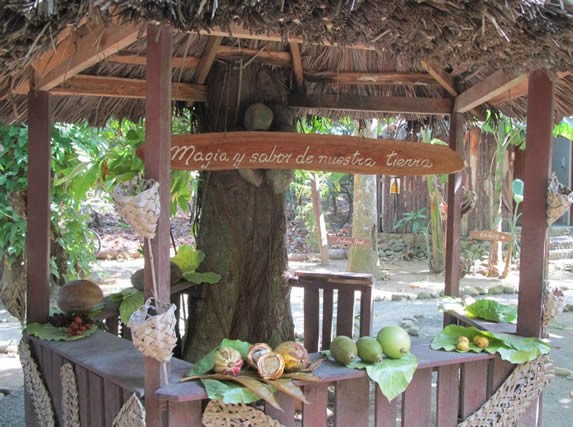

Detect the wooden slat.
xmin=289 ymin=42 xmax=304 ymax=91
xmin=302 ymin=383 xmax=329 ymax=425
xmin=489 ymin=357 xmax=513 ymax=397
xmin=460 ymin=360 xmax=489 ymax=418
xmin=34 ymin=21 xmax=141 ymax=92
xmin=454 ymin=70 xmax=527 ymax=113
xmin=517 ymin=70 xmax=554 ymax=338
xmin=103 ymin=380 xmax=123 ymax=426
xmin=265 ymin=391 xmax=297 ymax=426
xmin=402 ymin=368 xmax=433 ymax=427
xmin=76 ymin=366 xmax=91 ymax=427
xmin=359 ymin=286 xmax=373 ymax=337
xmin=26 ymin=91 xmax=51 ymax=323
xmin=51 ymin=353 xmax=64 ymax=425
xmin=168 ymin=401 xmax=202 ymax=426
xmin=89 ymin=372 xmax=105 ymax=427
xmin=305 ymin=71 xmax=436 ymax=85
xmin=321 ymin=289 xmax=334 ymax=351
xmin=217 ymin=45 xmax=292 ymax=66
xmin=194 ymin=36 xmax=223 ymax=85
xmin=336 ymin=289 xmax=355 ymax=338
xmin=289 ymin=94 xmax=453 ymax=115
xmin=303 ymin=286 xmax=320 ymax=352
xmin=421 ymin=60 xmax=458 ymax=95
xmin=108 ymin=53 xmax=201 ymax=68
xmin=437 ymin=364 xmax=460 ymax=426
xmin=375 ymin=387 xmax=399 ymax=427
xmin=335 ymin=377 xmax=370 ymax=426
xmin=43 ymin=75 xmax=207 ymax=102
xmin=144 ymin=23 xmax=173 ymax=427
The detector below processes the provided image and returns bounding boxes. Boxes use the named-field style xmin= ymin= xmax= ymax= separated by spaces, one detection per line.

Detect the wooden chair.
xmin=290 ymin=271 xmax=373 ymax=352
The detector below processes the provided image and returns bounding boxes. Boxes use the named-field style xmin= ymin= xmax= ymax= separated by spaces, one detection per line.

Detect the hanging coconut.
xmin=57 ymin=279 xmax=103 ymax=314
xmin=243 ymin=103 xmax=273 ymax=131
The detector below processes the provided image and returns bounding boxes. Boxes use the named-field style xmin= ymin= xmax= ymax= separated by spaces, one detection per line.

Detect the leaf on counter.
xmin=202 ymin=379 xmax=261 ymax=404
xmin=25 ymin=323 xmax=97 ymax=341
xmin=465 ymin=299 xmax=517 ymax=323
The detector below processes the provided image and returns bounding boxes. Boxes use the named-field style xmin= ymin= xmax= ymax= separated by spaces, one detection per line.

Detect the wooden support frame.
xmin=143 ymin=23 xmax=173 ymax=427
xmin=517 ymin=70 xmax=554 ymax=338
xmin=26 ymin=91 xmax=51 ymax=323
xmin=194 ymin=36 xmax=223 ymax=85
xmin=289 ymin=42 xmax=304 ymax=92
xmin=421 ymin=60 xmax=457 ymax=95
xmin=305 ymin=71 xmax=436 ymax=86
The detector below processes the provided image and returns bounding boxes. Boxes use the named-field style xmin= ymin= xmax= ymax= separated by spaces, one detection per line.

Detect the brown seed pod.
xmin=256 ymin=352 xmax=285 ymax=380
xmin=246 ymin=343 xmax=272 ymax=369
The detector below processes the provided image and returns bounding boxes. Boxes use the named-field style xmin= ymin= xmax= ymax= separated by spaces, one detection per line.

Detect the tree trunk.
xmin=183 ymin=64 xmax=294 ymax=362
xmin=347 ymin=120 xmax=379 ymax=273
xmin=311 ymin=173 xmax=329 ymax=265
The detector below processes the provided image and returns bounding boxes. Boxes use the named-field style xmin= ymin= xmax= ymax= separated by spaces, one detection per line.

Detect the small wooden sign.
xmin=469 ymin=230 xmax=512 ymax=242
xmin=161 ymin=132 xmax=464 ymax=176
xmin=327 ymin=235 xmax=372 ymax=247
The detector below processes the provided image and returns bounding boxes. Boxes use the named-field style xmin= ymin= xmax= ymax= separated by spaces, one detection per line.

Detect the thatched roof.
xmin=1 ymin=0 xmax=572 ymax=125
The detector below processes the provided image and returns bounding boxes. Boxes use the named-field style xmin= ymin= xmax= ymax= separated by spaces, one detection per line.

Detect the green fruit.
xmin=356 ymin=336 xmax=383 ymax=363
xmin=330 ymin=336 xmax=357 ymax=365
xmin=376 ymin=326 xmax=411 ymax=359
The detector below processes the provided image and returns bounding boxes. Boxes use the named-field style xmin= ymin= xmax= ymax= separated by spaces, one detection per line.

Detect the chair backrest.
xmin=290 ymin=271 xmax=373 ymax=352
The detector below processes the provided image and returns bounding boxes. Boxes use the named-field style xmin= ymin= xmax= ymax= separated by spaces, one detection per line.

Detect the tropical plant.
xmin=393 ymin=208 xmax=428 ymax=235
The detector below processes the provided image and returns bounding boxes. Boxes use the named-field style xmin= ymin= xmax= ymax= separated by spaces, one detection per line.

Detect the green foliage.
xmin=553 ymin=117 xmax=573 ymax=140
xmin=464 ymin=299 xmax=517 ymax=323
xmin=171 ymin=244 xmax=221 ymax=284
xmin=393 ymin=208 xmax=428 ymax=234
xmin=109 ymin=288 xmax=144 ymax=325
xmin=25 ymin=322 xmax=98 ymax=341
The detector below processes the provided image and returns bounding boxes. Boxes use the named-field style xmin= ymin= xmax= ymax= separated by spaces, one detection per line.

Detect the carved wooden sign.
xmin=327 ymin=235 xmax=372 ymax=247
xmin=470 ymin=230 xmax=512 ymax=242
xmin=161 ymin=132 xmax=464 ymax=176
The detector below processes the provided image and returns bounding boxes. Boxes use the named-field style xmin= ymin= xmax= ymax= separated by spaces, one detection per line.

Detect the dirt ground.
xmin=1 ymin=257 xmax=573 ymax=426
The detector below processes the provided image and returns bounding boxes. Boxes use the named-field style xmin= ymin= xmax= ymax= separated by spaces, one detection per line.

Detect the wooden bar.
xmin=402 ymin=368 xmax=433 ymax=427
xmin=336 ymin=289 xmax=355 ymax=337
xmin=265 ymin=391 xmax=296 ymax=426
xmin=375 ymin=387 xmax=399 ymax=427
xmin=359 ymin=285 xmax=373 ymax=337
xmin=144 ymin=23 xmax=172 ymax=427
xmin=437 ymin=364 xmax=460 ymax=426
xmin=517 ymin=70 xmax=554 ymax=338
xmin=489 ymin=358 xmax=513 ymax=397
xmin=460 ymin=360 xmax=489 ymax=418
xmin=89 ymin=372 xmax=105 ymax=427
xmin=302 ymin=383 xmax=329 ymax=425
xmin=303 ymin=287 xmax=320 ymax=352
xmin=76 ymin=366 xmax=91 ymax=427
xmin=104 ymin=380 xmax=123 ymax=426
xmin=26 ymin=90 xmax=51 ymax=324
xmin=322 ymin=289 xmax=334 ymax=351
xmin=168 ymin=401 xmax=202 ymax=426
xmin=444 ymin=112 xmax=464 ymax=325
xmin=51 ymin=353 xmax=64 ymax=425
xmin=335 ymin=377 xmax=370 ymax=426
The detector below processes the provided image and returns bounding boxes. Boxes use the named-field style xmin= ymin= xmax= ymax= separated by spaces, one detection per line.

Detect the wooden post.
xmin=444 ymin=113 xmax=464 ymax=324
xmin=26 ymin=90 xmax=51 ymax=323
xmin=517 ymin=70 xmax=554 ymax=338
xmin=144 ymin=23 xmax=172 ymax=427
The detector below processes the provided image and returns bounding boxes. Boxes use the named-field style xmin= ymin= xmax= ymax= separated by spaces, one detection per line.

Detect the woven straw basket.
xmin=112 ymin=177 xmax=160 ymax=239
xmin=546 ymin=175 xmax=573 ymax=226
xmin=202 ymin=400 xmax=283 ymax=427
xmin=127 ymin=298 xmax=177 ymax=362
xmin=542 ymin=285 xmax=566 ymax=330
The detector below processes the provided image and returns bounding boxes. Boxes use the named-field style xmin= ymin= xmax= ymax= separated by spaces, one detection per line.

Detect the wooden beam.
xmin=144 ymin=23 xmax=172 ymax=427
xmin=517 ymin=70 xmax=554 ymax=339
xmin=33 ymin=21 xmax=141 ymax=92
xmin=108 ymin=53 xmax=201 ymax=69
xmin=454 ymin=70 xmax=527 ymax=113
xmin=26 ymin=91 xmax=51 ymax=324
xmin=194 ymin=36 xmax=223 ymax=85
xmin=304 ymin=71 xmax=435 ymax=85
xmin=289 ymin=94 xmax=452 ymax=115
xmin=421 ymin=60 xmax=457 ymax=95
xmin=216 ymin=46 xmax=291 ymax=66
xmin=44 ymin=75 xmax=206 ymax=102
xmin=488 ymin=71 xmax=570 ymax=106
xmin=289 ymin=42 xmax=304 ymax=91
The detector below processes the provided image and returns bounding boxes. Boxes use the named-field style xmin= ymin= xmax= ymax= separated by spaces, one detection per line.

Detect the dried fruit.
xmin=474 ymin=336 xmax=490 ymax=349
xmin=377 ymin=326 xmax=411 ymax=359
xmin=214 ymin=347 xmax=244 ymax=377
xmin=274 ymin=341 xmax=309 ymax=372
xmin=456 ymin=341 xmax=470 ymax=352
xmin=356 ymin=336 xmax=383 ymax=363
xmin=257 ymin=352 xmax=285 ymax=379
xmin=330 ymin=336 xmax=357 ymax=365
xmin=247 ymin=343 xmax=272 ymax=369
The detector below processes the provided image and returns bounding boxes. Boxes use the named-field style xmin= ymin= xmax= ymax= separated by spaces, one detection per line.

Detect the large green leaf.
xmin=171 ymin=244 xmax=205 ymax=273
xmin=464 ymin=299 xmax=517 ymax=323
xmin=202 ymin=379 xmax=262 ymax=404
xmin=351 ymin=353 xmax=418 ymax=402
xmin=430 ymin=325 xmax=503 ymax=353
xmin=184 ymin=271 xmax=221 ymax=285
xmin=25 ymin=322 xmax=97 ymax=341
xmin=118 ymin=288 xmax=144 ymax=325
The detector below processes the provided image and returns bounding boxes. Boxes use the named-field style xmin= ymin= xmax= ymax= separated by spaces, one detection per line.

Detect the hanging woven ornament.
xmin=112 ymin=393 xmax=146 ymax=427
xmin=546 ymin=174 xmax=573 ymax=226
xmin=60 ymin=363 xmax=80 ymax=427
xmin=111 ymin=176 xmax=160 ymax=239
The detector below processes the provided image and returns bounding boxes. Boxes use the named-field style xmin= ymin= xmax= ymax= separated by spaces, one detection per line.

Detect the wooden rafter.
xmin=108 ymin=53 xmax=201 ymax=68
xmin=37 ymin=75 xmax=206 ymax=102
xmin=421 ymin=60 xmax=457 ymax=95
xmin=289 ymin=94 xmax=452 ymax=115
xmin=454 ymin=70 xmax=527 ymax=113
xmin=304 ymin=71 xmax=436 ymax=85
xmin=488 ymin=71 xmax=571 ymax=106
xmin=194 ymin=36 xmax=223 ymax=85
xmin=289 ymin=42 xmax=304 ymax=92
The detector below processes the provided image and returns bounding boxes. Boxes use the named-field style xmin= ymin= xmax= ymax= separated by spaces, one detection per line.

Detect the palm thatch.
xmin=0 ymin=0 xmax=572 ymax=124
